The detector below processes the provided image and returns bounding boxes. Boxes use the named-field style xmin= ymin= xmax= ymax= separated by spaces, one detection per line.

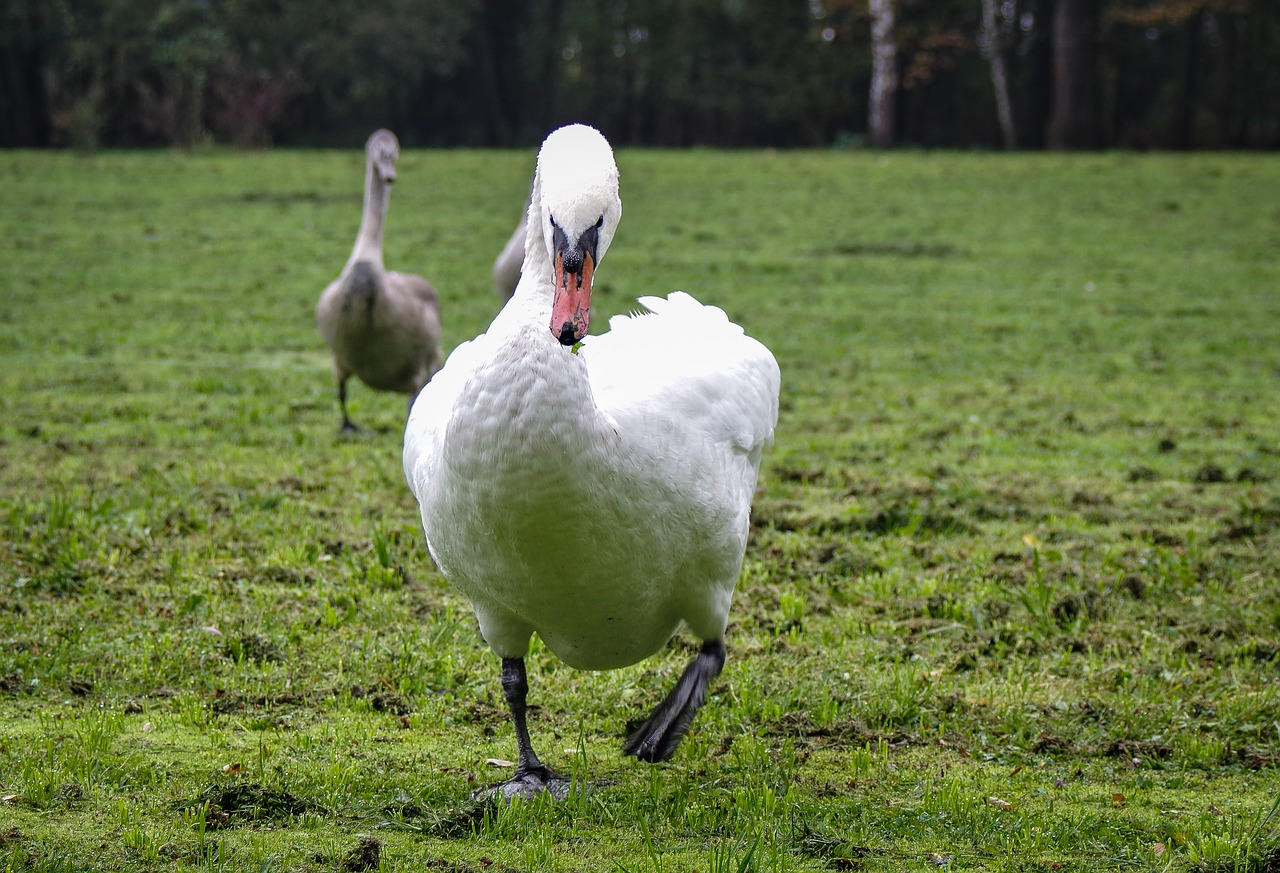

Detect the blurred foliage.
xmin=0 ymin=0 xmax=1277 ymax=148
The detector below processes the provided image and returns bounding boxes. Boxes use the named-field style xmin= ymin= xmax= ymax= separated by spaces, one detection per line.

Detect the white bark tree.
xmin=979 ymin=0 xmax=1018 ymax=149
xmin=868 ymin=0 xmax=898 ymax=148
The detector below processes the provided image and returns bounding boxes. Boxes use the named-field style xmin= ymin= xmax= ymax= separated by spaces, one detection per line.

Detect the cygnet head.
xmin=534 ymin=124 xmax=622 ymax=346
xmin=366 ymin=129 xmax=400 ymax=185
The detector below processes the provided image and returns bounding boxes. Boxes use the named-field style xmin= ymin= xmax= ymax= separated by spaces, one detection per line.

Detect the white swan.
xmin=317 ymin=129 xmax=442 ymax=432
xmin=403 ymin=124 xmax=779 ymax=799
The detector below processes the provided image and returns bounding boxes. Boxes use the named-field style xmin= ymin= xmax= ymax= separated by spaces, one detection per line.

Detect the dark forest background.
xmin=2 ymin=0 xmax=1277 ymax=150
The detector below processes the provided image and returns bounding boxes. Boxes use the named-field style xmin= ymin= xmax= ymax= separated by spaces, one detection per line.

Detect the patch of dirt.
xmin=829 ymin=240 xmax=958 ymax=258
xmin=978 ymin=630 xmax=1041 ymax=658
xmin=1194 ymin=463 xmax=1228 ymax=484
xmin=179 ymin=782 xmax=312 ymax=827
xmin=225 ymin=633 xmax=284 ymax=664
xmin=753 ymin=495 xmax=976 ymax=538
xmin=340 ymin=836 xmax=380 ymax=872
xmin=763 ymin=711 xmax=879 ymax=746
xmin=351 ymin=684 xmax=412 ymax=716
xmin=774 ymin=465 xmax=826 ymax=484
xmin=1216 ymin=499 xmax=1280 ymax=542
xmin=1245 ymin=642 xmax=1280 ymax=664
xmin=1031 ymin=733 xmax=1072 ymax=754
xmin=56 ymin=783 xmax=85 ymax=806
xmin=276 ymin=475 xmax=327 ymax=494
xmin=1076 ymin=700 xmax=1111 ymax=724
xmin=1120 ymin=574 xmax=1148 ymax=599
xmin=237 ymin=190 xmax=343 ymax=206
xmin=260 ymin=565 xmax=313 ymax=585
xmin=1144 ymin=528 xmax=1184 ymax=547
xmin=1051 ymin=590 xmax=1107 ymax=625
xmin=419 ymin=801 xmax=492 ymax=839
xmin=1232 ymin=747 xmax=1277 ymax=771
xmin=1253 ymin=846 xmax=1280 ymax=873
xmin=1106 ymin=739 xmax=1172 ymax=762
xmin=858 ymin=502 xmax=976 ymax=537
xmin=210 ymin=689 xmax=311 ymax=715
xmin=793 ymin=819 xmax=871 ymax=869
xmin=160 ymin=508 xmax=202 ymax=535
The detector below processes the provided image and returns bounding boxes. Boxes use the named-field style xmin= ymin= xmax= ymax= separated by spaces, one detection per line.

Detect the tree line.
xmin=1 ymin=0 xmax=1276 ymax=150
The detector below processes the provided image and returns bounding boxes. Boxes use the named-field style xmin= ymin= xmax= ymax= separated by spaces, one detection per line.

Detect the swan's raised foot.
xmin=623 ymin=639 xmax=726 ymax=763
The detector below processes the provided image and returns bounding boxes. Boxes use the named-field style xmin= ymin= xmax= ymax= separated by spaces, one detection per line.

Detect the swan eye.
xmin=595 ymin=216 xmax=604 ymax=229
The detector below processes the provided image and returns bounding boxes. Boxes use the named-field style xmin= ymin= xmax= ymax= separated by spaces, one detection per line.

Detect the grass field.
xmin=1 ymin=145 xmax=1279 ymax=872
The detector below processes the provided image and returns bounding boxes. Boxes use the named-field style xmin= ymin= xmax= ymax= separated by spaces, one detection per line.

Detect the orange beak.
xmin=551 ymin=250 xmax=594 ymax=346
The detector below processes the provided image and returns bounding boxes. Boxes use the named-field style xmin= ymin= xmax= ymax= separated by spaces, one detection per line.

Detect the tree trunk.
xmin=1047 ymin=0 xmax=1099 ymax=149
xmin=1 ymin=46 xmax=49 ymax=147
xmin=1176 ymin=12 xmax=1201 ymax=150
xmin=868 ymin=0 xmax=898 ymax=148
xmin=471 ymin=4 xmax=511 ymax=146
xmin=979 ymin=0 xmax=1018 ymax=149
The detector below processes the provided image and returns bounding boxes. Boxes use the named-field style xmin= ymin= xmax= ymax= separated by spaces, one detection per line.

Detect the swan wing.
xmin=403 ymin=333 xmax=489 ymax=496
xmin=389 ymin=271 xmax=440 ymax=308
xmin=582 ymin=291 xmax=779 ymax=461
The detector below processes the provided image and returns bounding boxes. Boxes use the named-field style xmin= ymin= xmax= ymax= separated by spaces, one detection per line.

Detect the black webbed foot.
xmin=474 ymin=763 xmax=575 ymax=802
xmin=624 ymin=639 xmax=726 ymax=763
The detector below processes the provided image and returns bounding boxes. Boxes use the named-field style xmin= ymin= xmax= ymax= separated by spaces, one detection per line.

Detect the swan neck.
xmin=516 ymin=182 xmax=552 ymax=300
xmin=350 ymin=158 xmax=388 ymax=267
xmin=490 ymin=173 xmax=553 ymax=336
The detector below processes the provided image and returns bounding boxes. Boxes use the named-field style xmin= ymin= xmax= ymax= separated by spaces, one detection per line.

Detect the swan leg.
xmin=623 ymin=639 xmax=725 ymax=763
xmin=478 ymin=657 xmax=572 ymax=801
xmin=337 ymin=379 xmax=358 ymax=432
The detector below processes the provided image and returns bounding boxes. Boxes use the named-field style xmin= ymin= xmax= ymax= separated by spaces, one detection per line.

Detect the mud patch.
xmin=1217 ymin=499 xmax=1280 ymax=541
xmin=1106 ymin=739 xmax=1172 ymax=763
xmin=225 ymin=633 xmax=284 ymax=664
xmin=1051 ymin=590 xmax=1107 ymax=625
xmin=417 ymin=801 xmax=492 ymax=838
xmin=763 ymin=711 xmax=880 ymax=747
xmin=178 ymin=782 xmax=312 ymax=826
xmin=340 ymin=836 xmax=380 ymax=872
xmin=351 ymin=684 xmax=412 ymax=716
xmin=827 ymin=240 xmax=958 ymax=258
xmin=1031 ymin=733 xmax=1072 ymax=755
xmin=794 ymin=819 xmax=872 ymax=870
xmin=210 ymin=689 xmax=311 ymax=715
xmin=1194 ymin=464 xmax=1228 ymax=484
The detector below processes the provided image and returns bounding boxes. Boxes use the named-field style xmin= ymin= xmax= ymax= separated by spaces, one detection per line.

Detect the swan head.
xmin=534 ymin=124 xmax=621 ymax=346
xmin=366 ymin=129 xmax=400 ymax=185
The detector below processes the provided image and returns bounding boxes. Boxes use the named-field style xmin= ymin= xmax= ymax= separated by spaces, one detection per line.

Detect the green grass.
xmin=2 ymin=145 xmax=1279 ymax=872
